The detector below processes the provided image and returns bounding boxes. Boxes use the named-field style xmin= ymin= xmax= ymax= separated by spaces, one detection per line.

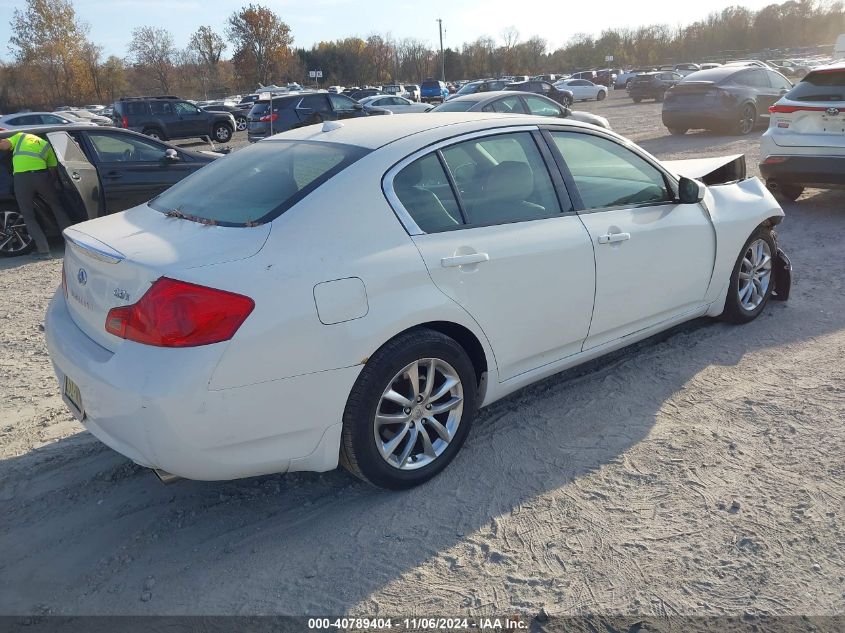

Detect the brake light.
xmin=121 ymin=116 xmax=129 ymax=128
xmin=104 ymin=278 xmax=255 ymax=347
xmin=769 ymin=104 xmax=828 ymax=114
xmin=763 ymin=156 xmax=789 ymax=164
xmin=259 ymin=113 xmax=279 ymax=123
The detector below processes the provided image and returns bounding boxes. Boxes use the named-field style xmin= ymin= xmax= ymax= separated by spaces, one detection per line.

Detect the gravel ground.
xmin=1 ymin=90 xmax=843 ymax=619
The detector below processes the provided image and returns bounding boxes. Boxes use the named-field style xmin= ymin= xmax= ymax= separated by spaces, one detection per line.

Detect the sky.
xmin=0 ymin=0 xmax=787 ymax=60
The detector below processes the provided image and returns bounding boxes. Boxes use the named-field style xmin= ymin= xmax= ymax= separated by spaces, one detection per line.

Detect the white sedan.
xmin=359 ymin=95 xmax=434 ymax=114
xmin=555 ymin=79 xmax=608 ymax=101
xmin=46 ymin=114 xmax=791 ymax=490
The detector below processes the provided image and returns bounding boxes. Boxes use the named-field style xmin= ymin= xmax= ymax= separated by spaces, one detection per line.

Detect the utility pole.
xmin=437 ymin=18 xmax=445 ymax=82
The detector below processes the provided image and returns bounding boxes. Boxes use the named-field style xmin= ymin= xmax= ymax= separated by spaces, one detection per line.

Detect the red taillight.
xmin=763 ymin=156 xmax=789 ymax=164
xmin=258 ymin=113 xmax=279 ymax=123
xmin=105 ymin=277 xmax=255 ymax=348
xmin=121 ymin=115 xmax=129 ymax=128
xmin=769 ymin=104 xmax=828 ymax=114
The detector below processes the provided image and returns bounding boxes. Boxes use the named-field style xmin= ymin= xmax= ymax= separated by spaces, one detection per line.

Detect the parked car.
xmin=595 ymin=69 xmax=618 ymax=88
xmin=554 ymin=79 xmax=608 ymax=101
xmin=532 ymin=74 xmax=562 ymax=83
xmin=723 ymin=60 xmax=775 ymax=70
xmin=0 ymin=112 xmax=96 ymax=130
xmin=327 ymin=86 xmax=344 ymax=94
xmin=247 ymin=92 xmax=368 ymax=142
xmin=570 ymin=71 xmax=598 ymax=82
xmin=405 ymin=84 xmax=421 ymax=102
xmin=112 ymin=96 xmax=236 ymax=143
xmin=349 ymin=88 xmax=385 ymax=101
xmin=44 ymin=113 xmax=791 ymax=489
xmin=446 ymin=79 xmax=510 ymax=101
xmin=760 ymin=62 xmax=845 ymax=201
xmin=629 ymin=71 xmax=684 ymax=102
xmin=383 ymin=84 xmax=407 ymax=97
xmin=673 ymin=63 xmax=701 ymax=76
xmin=699 ymin=63 xmax=723 ymax=70
xmin=662 ymin=66 xmax=793 ymax=135
xmin=59 ymin=109 xmax=115 ymax=126
xmin=615 ymin=68 xmax=655 ymax=89
xmin=505 ymin=81 xmax=574 ymax=107
xmin=420 ymin=79 xmax=449 ymax=103
xmin=430 ymin=91 xmax=610 ymax=129
xmin=358 ymin=95 xmax=433 ymax=114
xmin=0 ymin=125 xmax=219 ymax=257
xmin=767 ymin=59 xmax=810 ymax=78
xmin=201 ymin=103 xmax=250 ymax=132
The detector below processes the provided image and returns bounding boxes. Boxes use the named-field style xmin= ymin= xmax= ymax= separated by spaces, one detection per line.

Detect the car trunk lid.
xmin=769 ymin=68 xmax=845 ymax=147
xmin=664 ymin=81 xmax=721 ymax=106
xmin=62 ymin=206 xmax=270 ymax=352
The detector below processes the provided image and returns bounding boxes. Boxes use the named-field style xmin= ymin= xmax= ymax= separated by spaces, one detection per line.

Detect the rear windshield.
xmin=431 ymin=100 xmax=476 ymax=112
xmin=421 ymin=81 xmax=441 ymax=90
xmin=149 ymin=141 xmax=368 ymax=226
xmin=786 ymin=70 xmax=845 ymax=102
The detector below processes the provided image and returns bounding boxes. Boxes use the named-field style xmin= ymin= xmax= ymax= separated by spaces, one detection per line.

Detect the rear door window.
xmin=484 ymin=95 xmax=526 ymax=114
xmin=392 ymin=154 xmax=462 ymax=233
xmin=298 ymin=95 xmax=331 ymax=113
xmin=87 ymin=132 xmax=168 ymax=162
xmin=149 ymin=140 xmax=367 ymax=226
xmin=522 ymin=95 xmax=562 ymax=117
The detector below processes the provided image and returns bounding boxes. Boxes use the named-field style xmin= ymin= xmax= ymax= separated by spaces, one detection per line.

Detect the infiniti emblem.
xmin=826 ymin=107 xmax=840 ymax=116
xmin=77 ymin=268 xmax=87 ymax=286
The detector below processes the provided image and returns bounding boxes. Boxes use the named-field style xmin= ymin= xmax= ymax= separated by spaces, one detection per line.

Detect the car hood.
xmin=663 ymin=154 xmax=746 ymax=185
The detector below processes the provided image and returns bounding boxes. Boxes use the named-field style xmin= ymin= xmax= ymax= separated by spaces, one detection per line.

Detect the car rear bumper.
xmin=662 ymin=109 xmax=734 ymax=130
xmin=759 ymin=155 xmax=845 ymax=187
xmin=45 ymin=290 xmax=359 ymax=480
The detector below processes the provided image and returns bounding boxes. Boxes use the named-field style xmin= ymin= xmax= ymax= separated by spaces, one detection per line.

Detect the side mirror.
xmin=163 ymin=148 xmax=179 ymax=161
xmin=353 ymin=103 xmax=364 ymax=110
xmin=678 ymin=176 xmax=705 ymax=204
xmin=561 ymin=106 xmax=572 ymax=118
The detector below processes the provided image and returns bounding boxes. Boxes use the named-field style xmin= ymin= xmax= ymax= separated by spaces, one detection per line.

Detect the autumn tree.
xmin=9 ymin=0 xmax=94 ymax=106
xmin=227 ymin=3 xmax=294 ymax=87
xmin=128 ymin=26 xmax=176 ymax=93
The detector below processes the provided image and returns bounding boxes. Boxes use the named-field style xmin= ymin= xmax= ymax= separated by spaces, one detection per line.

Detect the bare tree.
xmin=128 ymin=26 xmax=176 ymax=93
xmin=226 ymin=3 xmax=294 ymax=87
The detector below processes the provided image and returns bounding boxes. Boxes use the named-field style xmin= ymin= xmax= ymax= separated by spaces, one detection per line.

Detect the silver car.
xmin=429 ymin=91 xmax=611 ymax=130
xmin=0 ymin=112 xmax=97 ymax=130
xmin=359 ymin=95 xmax=434 ymax=114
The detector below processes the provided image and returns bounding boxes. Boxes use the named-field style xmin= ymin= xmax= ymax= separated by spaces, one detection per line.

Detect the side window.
xmin=734 ymin=71 xmax=769 ymax=88
xmin=540 ymin=82 xmax=552 ymax=93
xmin=441 ymin=132 xmax=563 ymax=225
xmin=550 ymin=132 xmax=671 ymax=210
xmin=150 ymin=101 xmax=174 ymax=116
xmin=392 ymin=154 xmax=461 ymax=233
xmin=175 ymin=102 xmax=200 ymax=116
xmin=298 ymin=95 xmax=331 ymax=112
xmin=87 ymin=132 xmax=168 ymax=162
xmin=522 ymin=95 xmax=562 ymax=117
xmin=125 ymin=102 xmax=149 ymax=116
xmin=490 ymin=96 xmax=526 ymax=114
xmin=42 ymin=114 xmax=67 ymax=125
xmin=767 ymin=71 xmax=792 ymax=91
xmin=328 ymin=93 xmax=357 ymax=111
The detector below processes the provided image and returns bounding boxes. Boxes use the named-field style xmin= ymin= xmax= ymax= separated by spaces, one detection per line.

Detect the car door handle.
xmin=597 ymin=232 xmax=631 ymax=244
xmin=441 ymin=252 xmax=490 ymax=267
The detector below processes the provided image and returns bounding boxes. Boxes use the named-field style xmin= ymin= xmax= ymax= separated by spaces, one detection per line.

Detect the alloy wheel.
xmin=236 ymin=117 xmax=247 ymax=131
xmin=738 ymin=238 xmax=772 ymax=311
xmin=216 ymin=126 xmax=231 ymax=142
xmin=0 ymin=210 xmax=32 ymax=256
xmin=739 ymin=105 xmax=756 ymax=134
xmin=374 ymin=358 xmax=464 ymax=471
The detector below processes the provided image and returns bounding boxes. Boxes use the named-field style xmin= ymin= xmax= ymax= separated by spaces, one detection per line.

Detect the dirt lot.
xmin=1 ymin=90 xmax=844 ymax=619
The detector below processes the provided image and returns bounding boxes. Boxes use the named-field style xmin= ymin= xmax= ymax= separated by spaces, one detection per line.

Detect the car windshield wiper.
xmin=164 ymin=208 xmax=218 ymax=226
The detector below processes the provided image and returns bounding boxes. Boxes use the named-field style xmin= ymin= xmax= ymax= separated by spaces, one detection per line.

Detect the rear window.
xmin=786 ymin=70 xmax=845 ymax=102
xmin=149 ymin=141 xmax=368 ymax=226
xmin=430 ymin=101 xmax=476 ymax=112
xmin=421 ymin=81 xmax=441 ymax=90
xmin=120 ymin=102 xmax=149 ymax=116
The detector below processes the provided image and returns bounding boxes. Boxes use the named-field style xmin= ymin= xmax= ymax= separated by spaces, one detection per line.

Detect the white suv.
xmin=760 ymin=62 xmax=845 ymax=201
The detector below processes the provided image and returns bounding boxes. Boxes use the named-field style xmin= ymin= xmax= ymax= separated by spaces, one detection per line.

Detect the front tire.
xmin=0 ymin=209 xmax=34 ymax=257
xmin=667 ymin=126 xmax=688 ymax=135
xmin=212 ymin=123 xmax=233 ymax=143
xmin=721 ymin=227 xmax=776 ymax=324
xmin=632 ymin=97 xmax=642 ymax=103
xmin=235 ymin=115 xmax=247 ymax=132
xmin=340 ymin=329 xmax=478 ymax=489
xmin=777 ymin=183 xmax=804 ymax=202
xmin=597 ymin=90 xmax=606 ymax=101
xmin=733 ymin=103 xmax=757 ymax=136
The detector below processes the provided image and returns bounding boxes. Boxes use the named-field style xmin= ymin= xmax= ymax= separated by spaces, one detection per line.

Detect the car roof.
xmin=269 ymin=112 xmax=592 ymax=150
xmin=681 ymin=66 xmax=748 ymax=81
xmin=806 ymin=60 xmax=845 ymax=72
xmin=0 ymin=124 xmax=106 ymax=139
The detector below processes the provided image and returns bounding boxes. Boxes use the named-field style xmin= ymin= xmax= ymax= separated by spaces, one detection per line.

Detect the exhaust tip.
xmin=153 ymin=468 xmax=182 ymax=485
xmin=766 ymin=181 xmax=779 ymax=191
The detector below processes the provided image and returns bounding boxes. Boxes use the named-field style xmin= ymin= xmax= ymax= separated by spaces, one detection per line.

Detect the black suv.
xmin=629 ymin=72 xmax=683 ymax=102
xmin=247 ymin=92 xmax=368 ymax=142
xmin=505 ymin=80 xmax=574 ymax=107
xmin=112 ymin=96 xmax=236 ymax=143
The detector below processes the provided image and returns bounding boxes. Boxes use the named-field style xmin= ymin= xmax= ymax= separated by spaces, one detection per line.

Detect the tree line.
xmin=1 ymin=0 xmax=843 ymax=112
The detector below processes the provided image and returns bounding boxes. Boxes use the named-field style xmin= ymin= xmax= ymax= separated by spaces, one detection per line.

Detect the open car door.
xmin=46 ymin=131 xmax=101 ymax=221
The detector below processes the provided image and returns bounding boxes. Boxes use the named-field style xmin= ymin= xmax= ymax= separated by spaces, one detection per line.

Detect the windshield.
xmin=786 ymin=69 xmax=845 ymax=102
xmin=149 ymin=141 xmax=368 ymax=226
xmin=455 ymin=83 xmax=481 ymax=96
xmin=431 ymin=100 xmax=477 ymax=112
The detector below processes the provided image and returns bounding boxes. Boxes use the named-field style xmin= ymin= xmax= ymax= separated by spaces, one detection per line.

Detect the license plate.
xmin=64 ymin=375 xmax=84 ymax=417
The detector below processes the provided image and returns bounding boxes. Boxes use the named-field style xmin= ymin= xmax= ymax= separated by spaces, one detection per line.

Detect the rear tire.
xmin=142 ymin=127 xmax=165 ymax=140
xmin=340 ymin=329 xmax=478 ymax=489
xmin=632 ymin=97 xmax=642 ymax=103
xmin=597 ymin=90 xmax=606 ymax=101
xmin=777 ymin=183 xmax=804 ymax=202
xmin=235 ymin=115 xmax=247 ymax=132
xmin=655 ymin=91 xmax=666 ymax=102
xmin=720 ymin=227 xmax=776 ymax=324
xmin=733 ymin=103 xmax=757 ymax=135
xmin=667 ymin=126 xmax=688 ymax=135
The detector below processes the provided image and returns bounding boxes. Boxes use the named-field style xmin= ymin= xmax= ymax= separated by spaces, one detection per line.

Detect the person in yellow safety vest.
xmin=0 ymin=132 xmax=73 ymax=258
